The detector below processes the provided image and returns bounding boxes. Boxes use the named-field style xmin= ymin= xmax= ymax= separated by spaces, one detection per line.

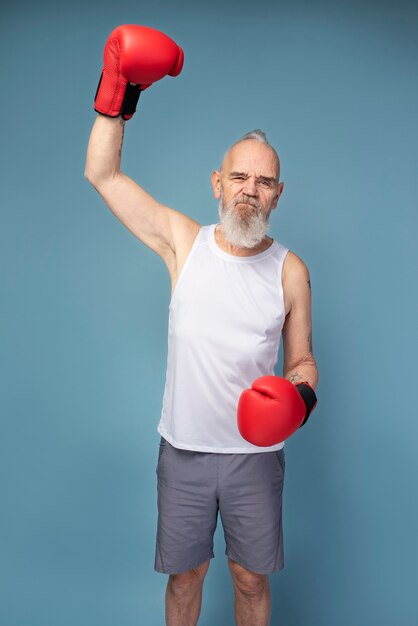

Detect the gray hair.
xmin=237 ymin=129 xmax=271 ymax=145
xmin=221 ymin=129 xmax=281 ymax=180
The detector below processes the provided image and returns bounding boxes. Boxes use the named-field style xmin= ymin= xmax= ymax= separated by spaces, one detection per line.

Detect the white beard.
xmin=218 ymin=190 xmax=271 ymax=248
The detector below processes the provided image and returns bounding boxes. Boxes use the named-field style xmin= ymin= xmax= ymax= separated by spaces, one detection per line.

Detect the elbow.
xmin=84 ymin=168 xmax=107 ymax=191
xmin=84 ymin=164 xmax=93 ymax=183
xmin=84 ymin=167 xmax=119 ymax=189
xmin=84 ymin=167 xmax=98 ymax=186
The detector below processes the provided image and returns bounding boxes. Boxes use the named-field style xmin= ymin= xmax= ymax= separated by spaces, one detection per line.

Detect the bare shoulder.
xmin=283 ymin=250 xmax=310 ymax=284
xmin=282 ymin=251 xmax=311 ymax=316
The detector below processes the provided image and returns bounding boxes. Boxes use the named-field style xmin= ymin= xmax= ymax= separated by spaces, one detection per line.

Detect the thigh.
xmin=154 ymin=439 xmax=219 ymax=575
xmin=218 ymin=448 xmax=286 ymax=574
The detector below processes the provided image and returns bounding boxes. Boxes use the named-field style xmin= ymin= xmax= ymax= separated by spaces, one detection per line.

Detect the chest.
xmin=169 ymin=254 xmax=286 ymax=356
xmin=169 ymin=236 xmax=291 ymax=317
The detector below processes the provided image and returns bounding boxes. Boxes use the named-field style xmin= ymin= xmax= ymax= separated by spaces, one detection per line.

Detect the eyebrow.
xmin=229 ymin=171 xmax=277 ymax=183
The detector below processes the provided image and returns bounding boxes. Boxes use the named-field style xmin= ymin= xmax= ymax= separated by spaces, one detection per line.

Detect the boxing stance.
xmin=85 ymin=24 xmax=318 ymax=626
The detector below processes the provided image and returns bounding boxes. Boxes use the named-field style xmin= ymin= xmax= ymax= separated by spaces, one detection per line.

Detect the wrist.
xmin=294 ymin=381 xmax=318 ymax=427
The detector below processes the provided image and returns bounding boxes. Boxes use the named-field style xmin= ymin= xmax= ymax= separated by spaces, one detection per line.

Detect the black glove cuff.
xmin=296 ymin=383 xmax=318 ymax=427
xmin=121 ymin=83 xmax=143 ymax=120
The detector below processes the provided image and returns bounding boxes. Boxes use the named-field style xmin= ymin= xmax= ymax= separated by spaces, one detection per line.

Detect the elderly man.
xmin=85 ymin=24 xmax=318 ymax=626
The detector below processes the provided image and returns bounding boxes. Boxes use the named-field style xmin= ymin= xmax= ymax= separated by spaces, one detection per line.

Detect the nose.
xmin=242 ymin=177 xmax=258 ymax=196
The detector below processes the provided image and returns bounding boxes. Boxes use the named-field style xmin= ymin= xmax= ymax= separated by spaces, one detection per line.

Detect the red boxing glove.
xmin=94 ymin=24 xmax=184 ymax=120
xmin=237 ymin=376 xmax=317 ymax=447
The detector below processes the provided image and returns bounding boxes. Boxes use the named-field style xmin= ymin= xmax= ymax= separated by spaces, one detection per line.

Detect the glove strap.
xmin=295 ymin=382 xmax=318 ymax=427
xmin=121 ymin=83 xmax=143 ymax=120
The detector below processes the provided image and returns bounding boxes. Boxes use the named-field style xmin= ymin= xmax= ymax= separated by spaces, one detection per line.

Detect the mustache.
xmin=232 ymin=195 xmax=261 ymax=209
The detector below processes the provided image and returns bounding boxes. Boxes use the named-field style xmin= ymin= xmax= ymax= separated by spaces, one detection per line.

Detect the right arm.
xmin=84 ymin=113 xmax=191 ymax=265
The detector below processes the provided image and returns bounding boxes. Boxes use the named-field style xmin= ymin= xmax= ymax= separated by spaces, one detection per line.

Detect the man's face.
xmin=211 ymin=140 xmax=284 ymax=248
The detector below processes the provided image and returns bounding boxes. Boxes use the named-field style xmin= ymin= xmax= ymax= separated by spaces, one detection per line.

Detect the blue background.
xmin=1 ymin=0 xmax=417 ymax=624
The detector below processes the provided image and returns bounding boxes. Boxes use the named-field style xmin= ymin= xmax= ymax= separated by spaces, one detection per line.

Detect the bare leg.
xmin=228 ymin=559 xmax=271 ymax=626
xmin=165 ymin=560 xmax=210 ymax=626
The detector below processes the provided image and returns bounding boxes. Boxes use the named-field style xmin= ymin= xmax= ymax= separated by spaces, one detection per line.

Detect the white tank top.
xmin=157 ymin=223 xmax=290 ymax=453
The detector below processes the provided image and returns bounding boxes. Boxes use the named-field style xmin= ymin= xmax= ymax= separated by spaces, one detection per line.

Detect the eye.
xmin=260 ymin=180 xmax=271 ymax=187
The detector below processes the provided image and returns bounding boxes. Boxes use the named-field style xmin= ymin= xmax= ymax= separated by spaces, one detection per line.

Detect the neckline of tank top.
xmin=208 ymin=223 xmax=278 ymax=263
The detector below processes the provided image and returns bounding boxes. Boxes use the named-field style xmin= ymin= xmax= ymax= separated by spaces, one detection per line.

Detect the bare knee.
xmin=168 ymin=560 xmax=210 ymax=598
xmin=228 ymin=559 xmax=268 ymax=597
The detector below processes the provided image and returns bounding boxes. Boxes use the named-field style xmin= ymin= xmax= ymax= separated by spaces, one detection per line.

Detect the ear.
xmin=211 ymin=170 xmax=221 ymax=199
xmin=272 ymin=181 xmax=284 ymax=209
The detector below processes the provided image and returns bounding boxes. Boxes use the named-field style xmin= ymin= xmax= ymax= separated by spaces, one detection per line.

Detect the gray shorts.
xmin=154 ymin=437 xmax=286 ymax=575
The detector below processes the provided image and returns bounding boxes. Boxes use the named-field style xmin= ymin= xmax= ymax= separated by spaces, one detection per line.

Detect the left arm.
xmin=237 ymin=253 xmax=318 ymax=444
xmin=281 ymin=252 xmax=319 ymax=390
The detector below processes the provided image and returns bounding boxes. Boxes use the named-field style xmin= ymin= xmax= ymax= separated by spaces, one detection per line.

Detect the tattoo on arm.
xmin=118 ymin=118 xmax=125 ymax=160
xmin=287 ymin=371 xmax=305 ymax=384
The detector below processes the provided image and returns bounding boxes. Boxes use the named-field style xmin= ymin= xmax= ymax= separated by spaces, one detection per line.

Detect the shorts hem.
xmin=154 ymin=551 xmax=215 ymax=575
xmin=225 ymin=548 xmax=284 ymax=575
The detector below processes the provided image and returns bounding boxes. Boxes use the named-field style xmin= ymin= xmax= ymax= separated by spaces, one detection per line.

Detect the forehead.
xmin=222 ymin=140 xmax=279 ymax=179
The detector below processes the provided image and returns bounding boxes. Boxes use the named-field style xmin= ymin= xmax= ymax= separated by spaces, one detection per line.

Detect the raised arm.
xmin=85 ymin=113 xmax=176 ymax=263
xmin=84 ymin=24 xmax=196 ymax=267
